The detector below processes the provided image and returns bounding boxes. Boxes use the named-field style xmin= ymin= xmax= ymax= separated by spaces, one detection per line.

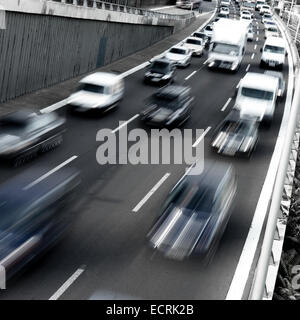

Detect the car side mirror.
xmin=285 ymin=52 xmax=288 ymax=57
xmin=260 ymin=48 xmax=263 ymax=52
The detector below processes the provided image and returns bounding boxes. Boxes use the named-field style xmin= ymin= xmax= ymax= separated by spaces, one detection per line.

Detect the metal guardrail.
xmin=281 ymin=10 xmax=300 ymax=49
xmin=50 ymin=0 xmax=195 ymax=21
xmin=249 ymin=8 xmax=300 ymax=300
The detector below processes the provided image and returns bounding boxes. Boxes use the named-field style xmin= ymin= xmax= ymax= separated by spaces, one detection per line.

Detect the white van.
xmin=68 ymin=72 xmax=124 ymax=112
xmin=260 ymin=37 xmax=286 ymax=70
xmin=233 ymin=72 xmax=279 ymax=125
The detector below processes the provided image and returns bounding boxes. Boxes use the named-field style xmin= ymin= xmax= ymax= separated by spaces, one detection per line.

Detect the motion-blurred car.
xmin=262 ymin=13 xmax=273 ymax=24
xmin=203 ymin=24 xmax=214 ymax=42
xmin=264 ymin=70 xmax=286 ymax=98
xmin=68 ymin=72 xmax=124 ymax=112
xmin=241 ymin=12 xmax=252 ymax=21
xmin=147 ymin=162 xmax=237 ymax=261
xmin=265 ymin=26 xmax=280 ymax=38
xmin=181 ymin=37 xmax=204 ymax=56
xmin=211 ymin=109 xmax=259 ymax=157
xmin=0 ymin=110 xmax=65 ymax=166
xmin=241 ymin=9 xmax=253 ymax=18
xmin=0 ymin=167 xmax=80 ymax=279
xmin=140 ymin=85 xmax=194 ymax=128
xmin=247 ymin=24 xmax=254 ymax=41
xmin=164 ymin=46 xmax=192 ymax=68
xmin=263 ymin=20 xmax=276 ymax=30
xmin=217 ymin=12 xmax=229 ymax=19
xmin=260 ymin=4 xmax=271 ymax=15
xmin=220 ymin=6 xmax=230 ymax=15
xmin=144 ymin=58 xmax=177 ymax=85
xmin=260 ymin=36 xmax=286 ymax=70
xmin=192 ymin=31 xmax=209 ymax=48
xmin=233 ymin=72 xmax=279 ymax=125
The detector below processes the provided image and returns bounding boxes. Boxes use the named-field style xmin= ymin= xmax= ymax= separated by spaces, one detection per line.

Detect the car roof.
xmin=186 ymin=37 xmax=202 ymax=42
xmin=264 ymin=70 xmax=284 ymax=80
xmin=264 ymin=36 xmax=285 ymax=47
xmin=80 ymin=72 xmax=122 ymax=86
xmin=156 ymin=85 xmax=189 ymax=99
xmin=0 ymin=110 xmax=35 ymax=125
xmin=185 ymin=162 xmax=233 ymax=191
xmin=170 ymin=45 xmax=188 ymax=51
xmin=240 ymin=72 xmax=279 ymax=91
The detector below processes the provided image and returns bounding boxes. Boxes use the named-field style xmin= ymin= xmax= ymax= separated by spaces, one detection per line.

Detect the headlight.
xmin=145 ymin=72 xmax=151 ymax=77
xmin=162 ymin=75 xmax=170 ymax=80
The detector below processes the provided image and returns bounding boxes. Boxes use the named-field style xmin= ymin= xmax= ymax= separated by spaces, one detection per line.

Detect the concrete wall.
xmin=0 ymin=11 xmax=173 ymax=103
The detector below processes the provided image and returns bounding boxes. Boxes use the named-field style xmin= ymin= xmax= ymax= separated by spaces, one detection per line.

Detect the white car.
xmin=68 ymin=72 xmax=124 ymax=112
xmin=203 ymin=23 xmax=214 ymax=40
xmin=265 ymin=25 xmax=280 ymax=38
xmin=164 ymin=46 xmax=192 ymax=68
xmin=181 ymin=37 xmax=204 ymax=56
xmin=264 ymin=20 xmax=276 ymax=30
xmin=256 ymin=0 xmax=266 ymax=11
xmin=220 ymin=6 xmax=230 ymax=15
xmin=260 ymin=36 xmax=286 ymax=70
xmin=241 ymin=12 xmax=253 ymax=22
xmin=241 ymin=9 xmax=253 ymax=18
xmin=247 ymin=25 xmax=254 ymax=41
xmin=264 ymin=70 xmax=286 ymax=98
xmin=260 ymin=5 xmax=271 ymax=15
xmin=220 ymin=0 xmax=230 ymax=6
xmin=262 ymin=13 xmax=273 ymax=23
xmin=233 ymin=72 xmax=279 ymax=125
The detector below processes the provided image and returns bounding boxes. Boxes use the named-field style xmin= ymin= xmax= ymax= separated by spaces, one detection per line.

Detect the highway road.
xmin=0 ymin=3 xmax=292 ymax=300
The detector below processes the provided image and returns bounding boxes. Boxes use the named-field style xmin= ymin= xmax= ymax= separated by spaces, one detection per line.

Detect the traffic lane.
xmin=1 ymin=15 xmax=290 ymax=300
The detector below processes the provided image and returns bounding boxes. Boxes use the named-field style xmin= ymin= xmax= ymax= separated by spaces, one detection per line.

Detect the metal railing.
xmin=50 ymin=0 xmax=195 ymax=21
xmin=249 ymin=8 xmax=300 ymax=300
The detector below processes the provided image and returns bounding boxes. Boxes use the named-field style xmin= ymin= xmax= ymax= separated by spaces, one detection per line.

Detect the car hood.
xmin=165 ymin=52 xmax=187 ymax=62
xmin=183 ymin=43 xmax=203 ymax=51
xmin=209 ymin=52 xmax=239 ymax=63
xmin=148 ymin=107 xmax=174 ymax=122
xmin=235 ymin=96 xmax=272 ymax=120
xmin=68 ymin=91 xmax=110 ymax=108
xmin=212 ymin=130 xmax=250 ymax=155
xmin=148 ymin=206 xmax=212 ymax=260
xmin=262 ymin=51 xmax=285 ymax=63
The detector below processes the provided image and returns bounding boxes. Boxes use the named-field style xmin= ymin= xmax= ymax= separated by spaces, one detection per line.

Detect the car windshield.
xmin=170 ymin=180 xmax=214 ymax=215
xmin=152 ymin=95 xmax=179 ymax=110
xmin=150 ymin=61 xmax=170 ymax=74
xmin=78 ymin=84 xmax=105 ymax=94
xmin=169 ymin=48 xmax=186 ymax=55
xmin=264 ymin=14 xmax=272 ymax=18
xmin=241 ymin=87 xmax=273 ymax=100
xmin=264 ymin=45 xmax=285 ymax=54
xmin=212 ymin=43 xmax=239 ymax=56
xmin=267 ymin=27 xmax=278 ymax=32
xmin=186 ymin=39 xmax=201 ymax=45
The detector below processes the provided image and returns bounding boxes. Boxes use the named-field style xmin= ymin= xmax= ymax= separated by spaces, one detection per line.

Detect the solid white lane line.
xmin=246 ymin=64 xmax=251 ymax=72
xmin=132 ymin=173 xmax=171 ymax=213
xmin=40 ymin=98 xmax=70 ymax=114
xmin=226 ymin=16 xmax=295 ymax=300
xmin=185 ymin=70 xmax=197 ymax=81
xmin=254 ymin=44 xmax=257 ymax=50
xmin=251 ymin=53 xmax=255 ymax=60
xmin=192 ymin=126 xmax=211 ymax=147
xmin=221 ymin=98 xmax=232 ymax=112
xmin=112 ymin=114 xmax=139 ymax=133
xmin=49 ymin=267 xmax=85 ymax=300
xmin=23 ymin=156 xmax=78 ymax=191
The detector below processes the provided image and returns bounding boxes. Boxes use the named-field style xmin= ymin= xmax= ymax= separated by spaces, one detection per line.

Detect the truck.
xmin=207 ymin=19 xmax=248 ymax=72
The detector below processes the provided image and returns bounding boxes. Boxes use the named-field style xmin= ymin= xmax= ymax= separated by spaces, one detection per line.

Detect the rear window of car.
xmin=186 ymin=39 xmax=201 ymax=45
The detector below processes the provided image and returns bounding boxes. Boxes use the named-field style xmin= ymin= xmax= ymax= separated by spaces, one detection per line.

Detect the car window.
xmin=241 ymin=87 xmax=274 ymax=100
xmin=186 ymin=39 xmax=202 ymax=45
xmin=78 ymin=83 xmax=105 ymax=94
xmin=264 ymin=45 xmax=285 ymax=54
xmin=169 ymin=48 xmax=186 ymax=55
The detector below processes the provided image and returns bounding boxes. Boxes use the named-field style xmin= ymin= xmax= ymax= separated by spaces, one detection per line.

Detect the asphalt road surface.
xmin=0 ymin=3 xmax=291 ymax=300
